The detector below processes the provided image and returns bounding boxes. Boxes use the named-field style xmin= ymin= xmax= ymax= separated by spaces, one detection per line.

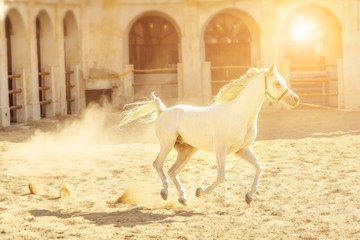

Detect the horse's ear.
xmin=269 ymin=65 xmax=277 ymax=73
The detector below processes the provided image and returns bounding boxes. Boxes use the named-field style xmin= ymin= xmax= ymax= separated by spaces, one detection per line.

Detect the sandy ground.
xmin=0 ymin=105 xmax=359 ymax=240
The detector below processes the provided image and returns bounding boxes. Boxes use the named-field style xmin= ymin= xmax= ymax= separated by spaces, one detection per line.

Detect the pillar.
xmin=180 ymin=1 xmax=203 ymax=105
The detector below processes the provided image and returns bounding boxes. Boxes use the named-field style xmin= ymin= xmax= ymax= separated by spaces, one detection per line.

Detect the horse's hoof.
xmin=195 ymin=187 xmax=203 ymax=197
xmin=161 ymin=189 xmax=168 ymax=200
xmin=245 ymin=193 xmax=253 ymax=204
xmin=178 ymin=197 xmax=187 ymax=206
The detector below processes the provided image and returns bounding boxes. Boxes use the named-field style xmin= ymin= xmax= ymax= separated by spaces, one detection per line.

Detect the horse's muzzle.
xmin=284 ymin=90 xmax=300 ymax=108
xmin=290 ymin=93 xmax=300 ymax=107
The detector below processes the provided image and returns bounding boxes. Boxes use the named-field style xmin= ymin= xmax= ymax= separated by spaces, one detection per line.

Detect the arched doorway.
xmin=63 ymin=11 xmax=81 ymax=114
xmin=129 ymin=14 xmax=180 ymax=105
xmin=36 ymin=10 xmax=56 ymax=118
xmin=284 ymin=5 xmax=342 ymax=107
xmin=204 ymin=10 xmax=260 ymax=96
xmin=5 ymin=9 xmax=29 ymax=123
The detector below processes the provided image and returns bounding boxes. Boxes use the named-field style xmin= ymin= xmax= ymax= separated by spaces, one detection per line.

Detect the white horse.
xmin=118 ymin=66 xmax=299 ymax=205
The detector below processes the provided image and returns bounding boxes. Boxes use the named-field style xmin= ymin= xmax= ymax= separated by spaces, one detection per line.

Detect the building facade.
xmin=1 ymin=0 xmax=360 ymax=127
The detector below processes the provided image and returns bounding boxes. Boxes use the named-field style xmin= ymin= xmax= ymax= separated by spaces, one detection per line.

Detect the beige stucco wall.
xmin=1 ymin=0 xmax=360 ymax=127
xmin=81 ymin=0 xmax=360 ymax=108
xmin=0 ymin=0 xmax=85 ymax=127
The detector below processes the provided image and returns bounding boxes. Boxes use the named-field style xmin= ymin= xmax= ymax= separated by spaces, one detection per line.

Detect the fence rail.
xmin=290 ymin=64 xmax=337 ymax=71
xmin=134 ymin=96 xmax=177 ymax=101
xmin=296 ymin=92 xmax=337 ymax=97
xmin=291 ymin=77 xmax=337 ymax=82
xmin=9 ymin=105 xmax=22 ymax=110
xmin=133 ymin=68 xmax=177 ymax=74
xmin=212 ymin=79 xmax=232 ymax=84
xmin=8 ymin=89 xmax=22 ymax=95
xmin=39 ymin=99 xmax=52 ymax=105
xmin=8 ymin=74 xmax=21 ymax=79
xmin=39 ymin=86 xmax=50 ymax=91
xmin=38 ymin=71 xmax=50 ymax=76
xmin=210 ymin=65 xmax=251 ymax=70
xmin=289 ymin=63 xmax=338 ymax=107
xmin=133 ymin=81 xmax=177 ymax=87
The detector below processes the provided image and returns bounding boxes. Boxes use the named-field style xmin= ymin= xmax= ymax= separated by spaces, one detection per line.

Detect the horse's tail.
xmin=118 ymin=92 xmax=167 ymax=128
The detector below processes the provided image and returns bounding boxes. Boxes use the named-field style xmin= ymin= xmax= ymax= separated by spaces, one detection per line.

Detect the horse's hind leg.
xmin=153 ymin=137 xmax=177 ymax=201
xmin=168 ymin=142 xmax=198 ymax=206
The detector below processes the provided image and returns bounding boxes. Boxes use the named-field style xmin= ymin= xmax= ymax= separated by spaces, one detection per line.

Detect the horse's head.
xmin=265 ymin=65 xmax=299 ymax=107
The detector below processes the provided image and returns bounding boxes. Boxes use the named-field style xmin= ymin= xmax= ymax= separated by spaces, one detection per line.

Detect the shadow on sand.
xmin=29 ymin=207 xmax=204 ymax=228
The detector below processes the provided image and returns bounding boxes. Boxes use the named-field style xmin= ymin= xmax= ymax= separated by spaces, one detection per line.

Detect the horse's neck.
xmin=233 ymin=72 xmax=266 ymax=122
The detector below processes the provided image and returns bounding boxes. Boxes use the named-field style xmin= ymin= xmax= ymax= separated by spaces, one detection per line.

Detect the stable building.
xmin=1 ymin=0 xmax=360 ymax=127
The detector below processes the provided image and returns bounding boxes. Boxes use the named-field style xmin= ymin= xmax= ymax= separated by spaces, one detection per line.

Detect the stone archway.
xmin=284 ymin=4 xmax=342 ymax=107
xmin=128 ymin=13 xmax=180 ymax=106
xmin=5 ymin=9 xmax=29 ymax=123
xmin=36 ymin=10 xmax=56 ymax=118
xmin=204 ymin=9 xmax=260 ymax=96
xmin=63 ymin=10 xmax=81 ymax=114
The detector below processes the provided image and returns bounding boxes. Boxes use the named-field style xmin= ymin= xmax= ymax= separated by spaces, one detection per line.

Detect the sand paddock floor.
xmin=0 ymin=108 xmax=359 ymax=239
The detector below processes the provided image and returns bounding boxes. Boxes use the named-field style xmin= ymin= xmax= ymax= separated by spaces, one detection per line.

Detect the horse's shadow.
xmin=29 ymin=206 xmax=203 ymax=228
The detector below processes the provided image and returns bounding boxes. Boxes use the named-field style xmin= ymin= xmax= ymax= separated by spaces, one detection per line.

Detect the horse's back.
xmin=155 ymin=104 xmax=217 ymax=152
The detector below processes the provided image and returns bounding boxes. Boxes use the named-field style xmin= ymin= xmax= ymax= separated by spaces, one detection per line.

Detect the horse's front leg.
xmin=236 ymin=147 xmax=262 ymax=204
xmin=196 ymin=145 xmax=227 ymax=197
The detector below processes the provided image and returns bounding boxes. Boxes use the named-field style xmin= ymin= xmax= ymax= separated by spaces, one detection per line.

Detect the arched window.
xmin=129 ymin=16 xmax=179 ymax=69
xmin=36 ymin=10 xmax=56 ymax=118
xmin=284 ymin=6 xmax=342 ymax=107
xmin=64 ymin=11 xmax=81 ymax=114
xmin=4 ymin=9 xmax=30 ymax=124
xmin=204 ymin=13 xmax=251 ymax=95
xmin=285 ymin=13 xmax=325 ymax=68
xmin=5 ymin=16 xmax=15 ymax=122
xmin=205 ymin=13 xmax=251 ymax=66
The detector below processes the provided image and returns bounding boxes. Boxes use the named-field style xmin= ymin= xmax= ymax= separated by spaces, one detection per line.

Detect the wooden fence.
xmin=8 ymin=74 xmax=22 ymax=112
xmin=289 ymin=64 xmax=338 ymax=107
xmin=132 ymin=68 xmax=178 ymax=103
xmin=210 ymin=65 xmax=251 ymax=95
xmin=38 ymin=71 xmax=52 ymax=117
xmin=65 ymin=70 xmax=75 ymax=114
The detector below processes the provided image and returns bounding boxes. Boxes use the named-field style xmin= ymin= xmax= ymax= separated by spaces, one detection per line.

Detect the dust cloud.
xmin=117 ymin=181 xmax=180 ymax=209
xmin=26 ymin=103 xmax=111 ymax=153
xmin=4 ymin=102 xmax=156 ymax=177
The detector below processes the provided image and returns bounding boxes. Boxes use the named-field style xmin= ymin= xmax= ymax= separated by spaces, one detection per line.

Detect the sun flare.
xmin=291 ymin=14 xmax=311 ymax=41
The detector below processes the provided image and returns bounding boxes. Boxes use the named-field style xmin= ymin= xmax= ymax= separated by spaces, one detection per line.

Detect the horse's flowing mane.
xmin=212 ymin=67 xmax=266 ymax=105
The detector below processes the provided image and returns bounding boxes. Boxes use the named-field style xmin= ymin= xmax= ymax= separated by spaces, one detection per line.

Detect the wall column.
xmin=180 ymin=1 xmax=202 ymax=105
xmin=260 ymin=1 xmax=279 ymax=68
xmin=111 ymin=64 xmax=134 ymax=109
xmin=341 ymin=0 xmax=360 ymax=109
xmin=341 ymin=34 xmax=360 ymax=109
xmin=201 ymin=61 xmax=212 ymax=105
xmin=0 ymin=26 xmax=10 ymax=126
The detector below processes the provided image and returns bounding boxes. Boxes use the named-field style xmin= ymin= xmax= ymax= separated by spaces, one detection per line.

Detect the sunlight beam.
xmin=291 ymin=14 xmax=311 ymax=41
